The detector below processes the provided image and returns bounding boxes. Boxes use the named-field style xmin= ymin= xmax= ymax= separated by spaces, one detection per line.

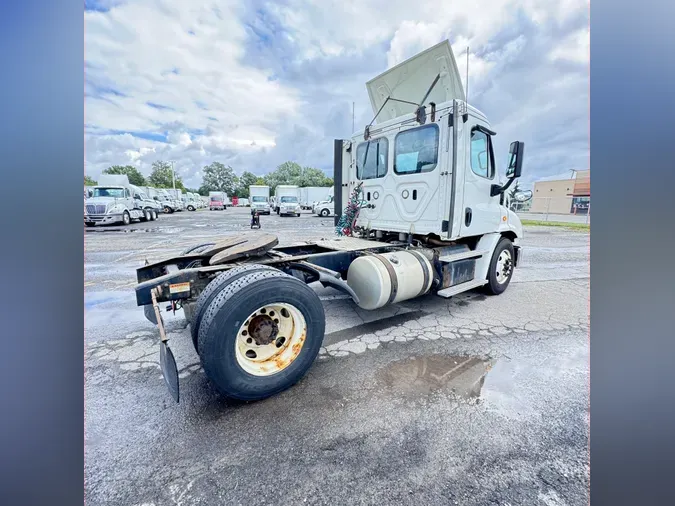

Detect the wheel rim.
xmin=495 ymin=249 xmax=513 ymax=285
xmin=235 ymin=303 xmax=307 ymax=377
xmin=124 ymin=213 xmax=130 ymax=225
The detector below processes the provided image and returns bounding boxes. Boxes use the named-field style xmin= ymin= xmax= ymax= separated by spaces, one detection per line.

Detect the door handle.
xmin=465 ymin=208 xmax=472 ymax=227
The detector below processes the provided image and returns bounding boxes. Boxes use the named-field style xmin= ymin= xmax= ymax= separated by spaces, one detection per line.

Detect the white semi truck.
xmin=299 ymin=187 xmax=332 ymax=210
xmin=274 ymin=185 xmax=302 ymax=216
xmin=249 ymin=185 xmax=271 ymax=214
xmin=85 ymin=174 xmax=153 ymax=226
xmin=147 ymin=188 xmax=177 ymax=213
xmin=129 ymin=184 xmax=162 ymax=221
xmin=134 ymin=40 xmax=532 ymax=404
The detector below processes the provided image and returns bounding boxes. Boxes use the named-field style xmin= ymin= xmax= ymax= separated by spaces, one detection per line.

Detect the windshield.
xmin=251 ymin=196 xmax=267 ymax=203
xmin=93 ymin=187 xmax=125 ymax=198
xmin=280 ymin=196 xmax=298 ymax=203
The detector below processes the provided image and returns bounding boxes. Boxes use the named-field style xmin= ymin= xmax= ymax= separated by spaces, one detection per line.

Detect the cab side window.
xmin=470 ymin=129 xmax=495 ymax=179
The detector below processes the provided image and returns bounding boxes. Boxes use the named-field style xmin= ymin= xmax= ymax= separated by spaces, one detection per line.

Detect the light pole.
xmin=169 ymin=160 xmax=176 ymax=190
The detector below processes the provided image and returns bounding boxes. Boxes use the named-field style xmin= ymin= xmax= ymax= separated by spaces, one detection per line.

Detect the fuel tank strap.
xmin=370 ymin=253 xmax=399 ymax=305
xmin=407 ymin=250 xmax=431 ymax=297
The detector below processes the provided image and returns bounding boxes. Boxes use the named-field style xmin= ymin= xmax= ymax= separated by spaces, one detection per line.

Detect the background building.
xmin=530 ymin=170 xmax=590 ymax=215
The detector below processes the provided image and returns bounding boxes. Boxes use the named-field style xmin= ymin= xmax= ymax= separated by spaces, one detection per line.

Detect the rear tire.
xmin=190 ymin=265 xmax=280 ymax=353
xmin=198 ymin=270 xmax=325 ymax=401
xmin=484 ymin=237 xmax=515 ymax=295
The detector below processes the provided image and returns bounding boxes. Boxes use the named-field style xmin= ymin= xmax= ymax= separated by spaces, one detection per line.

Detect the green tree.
xmin=103 ymin=165 xmax=146 ymax=186
xmin=201 ymin=162 xmax=238 ymax=194
xmin=148 ymin=160 xmax=184 ymax=189
xmin=299 ymin=166 xmax=333 ymax=187
xmin=263 ymin=161 xmax=302 ymax=192
xmin=255 ymin=177 xmax=266 ymax=185
xmin=84 ymin=175 xmax=97 ymax=186
xmin=235 ymin=171 xmax=259 ymax=198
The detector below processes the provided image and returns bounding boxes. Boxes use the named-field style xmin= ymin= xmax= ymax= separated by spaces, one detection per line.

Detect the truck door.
xmin=356 ymin=122 xmax=446 ymax=233
xmin=460 ymin=121 xmax=502 ymax=237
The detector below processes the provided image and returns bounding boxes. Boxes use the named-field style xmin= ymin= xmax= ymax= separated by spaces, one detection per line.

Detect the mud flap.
xmin=151 ymin=288 xmax=179 ymax=403
xmin=160 ymin=341 xmax=179 ymax=403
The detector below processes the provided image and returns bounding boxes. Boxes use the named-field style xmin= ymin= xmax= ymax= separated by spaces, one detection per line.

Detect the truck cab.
xmin=249 ymin=185 xmax=271 ymax=214
xmin=335 ymin=40 xmax=527 ymax=247
xmin=274 ymin=185 xmax=301 ymax=216
xmin=84 ymin=175 xmax=149 ymax=226
xmin=313 ymin=195 xmax=335 ymax=217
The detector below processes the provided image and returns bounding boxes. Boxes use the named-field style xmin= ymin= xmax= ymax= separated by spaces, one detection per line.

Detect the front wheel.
xmin=188 ymin=205 xmax=195 ymax=211
xmin=320 ymin=209 xmax=330 ymax=217
xmin=198 ymin=269 xmax=325 ymax=401
xmin=484 ymin=237 xmax=515 ymax=295
xmin=122 ymin=211 xmax=131 ymax=226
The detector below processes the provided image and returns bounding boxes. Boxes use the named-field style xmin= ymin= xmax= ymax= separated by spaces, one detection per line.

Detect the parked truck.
xmin=129 ymin=184 xmax=162 ymax=221
xmin=85 ymin=174 xmax=152 ymax=226
xmin=133 ymin=40 xmax=532 ymax=404
xmin=274 ymin=185 xmax=301 ymax=216
xmin=209 ymin=191 xmax=227 ymax=211
xmin=300 ymin=187 xmax=332 ymax=210
xmin=249 ymin=185 xmax=271 ymax=214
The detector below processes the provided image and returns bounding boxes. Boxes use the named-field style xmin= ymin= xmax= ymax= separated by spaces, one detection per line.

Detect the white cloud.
xmin=85 ymin=0 xmax=589 ymax=186
xmin=549 ymin=28 xmax=590 ymax=64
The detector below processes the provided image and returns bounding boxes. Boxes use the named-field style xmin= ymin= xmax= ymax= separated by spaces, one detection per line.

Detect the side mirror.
xmin=513 ymin=190 xmax=533 ymax=202
xmin=505 ymin=141 xmax=524 ymax=179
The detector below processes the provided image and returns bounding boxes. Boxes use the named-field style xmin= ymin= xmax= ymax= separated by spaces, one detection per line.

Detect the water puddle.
xmin=378 ymin=354 xmax=495 ymax=400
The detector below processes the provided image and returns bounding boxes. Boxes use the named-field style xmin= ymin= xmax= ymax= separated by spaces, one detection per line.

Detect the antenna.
xmin=463 ymin=46 xmax=469 ymax=122
xmin=352 ymin=102 xmax=355 ymax=134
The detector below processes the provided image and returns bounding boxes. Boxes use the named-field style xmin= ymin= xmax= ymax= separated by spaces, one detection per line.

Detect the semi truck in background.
xmin=249 ymin=185 xmax=271 ymax=214
xmin=152 ymin=188 xmax=178 ymax=213
xmin=85 ymin=174 xmax=152 ymax=226
xmin=129 ymin=184 xmax=162 ymax=221
xmin=299 ymin=187 xmax=332 ymax=210
xmin=273 ymin=185 xmax=301 ymax=216
xmin=166 ymin=189 xmax=185 ymax=211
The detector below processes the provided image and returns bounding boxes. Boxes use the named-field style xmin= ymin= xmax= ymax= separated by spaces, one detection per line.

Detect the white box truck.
xmin=84 ymin=174 xmax=151 ymax=226
xmin=133 ymin=40 xmax=533 ymax=404
xmin=208 ymin=191 xmax=226 ymax=211
xmin=274 ymin=185 xmax=301 ymax=216
xmin=300 ymin=187 xmax=332 ymax=210
xmin=249 ymin=185 xmax=271 ymax=214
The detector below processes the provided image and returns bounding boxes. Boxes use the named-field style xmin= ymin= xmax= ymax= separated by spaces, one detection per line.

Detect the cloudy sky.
xmin=84 ymin=0 xmax=589 ymax=189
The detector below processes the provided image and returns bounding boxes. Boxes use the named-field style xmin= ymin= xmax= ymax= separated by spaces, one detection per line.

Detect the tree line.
xmin=85 ymin=161 xmax=333 ymax=199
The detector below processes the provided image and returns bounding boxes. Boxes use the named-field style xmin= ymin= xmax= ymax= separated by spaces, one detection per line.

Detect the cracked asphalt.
xmin=85 ymin=207 xmax=590 ymax=506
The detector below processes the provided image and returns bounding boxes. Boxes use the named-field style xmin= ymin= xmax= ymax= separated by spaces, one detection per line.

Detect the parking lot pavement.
xmin=85 ymin=207 xmax=590 ymax=506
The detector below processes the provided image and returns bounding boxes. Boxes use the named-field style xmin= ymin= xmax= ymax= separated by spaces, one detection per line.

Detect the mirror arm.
xmin=490 ymin=176 xmax=515 ymax=197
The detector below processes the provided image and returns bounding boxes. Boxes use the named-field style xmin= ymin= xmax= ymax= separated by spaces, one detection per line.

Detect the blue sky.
xmin=85 ymin=0 xmax=589 ymax=189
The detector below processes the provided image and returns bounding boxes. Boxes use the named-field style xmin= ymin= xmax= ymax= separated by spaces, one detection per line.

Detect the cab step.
xmin=438 ymin=249 xmax=488 ymax=263
xmin=436 ymin=278 xmax=488 ymax=298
